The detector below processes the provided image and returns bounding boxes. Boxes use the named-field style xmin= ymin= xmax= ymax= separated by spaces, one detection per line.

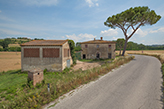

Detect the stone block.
xmin=28 ymin=69 xmax=44 ymax=86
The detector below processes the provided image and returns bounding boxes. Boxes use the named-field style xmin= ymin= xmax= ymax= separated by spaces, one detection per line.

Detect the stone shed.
xmin=20 ymin=40 xmax=73 ymax=72
xmin=80 ymin=37 xmax=116 ymax=59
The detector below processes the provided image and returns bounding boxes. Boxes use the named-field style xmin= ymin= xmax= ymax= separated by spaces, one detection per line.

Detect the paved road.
xmin=50 ymin=55 xmax=163 ymax=109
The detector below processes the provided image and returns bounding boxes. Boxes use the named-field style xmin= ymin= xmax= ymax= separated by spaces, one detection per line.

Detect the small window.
xmin=97 ymin=45 xmax=99 ymax=48
xmin=85 ymin=45 xmax=88 ymax=48
xmin=109 ymin=45 xmax=111 ymax=48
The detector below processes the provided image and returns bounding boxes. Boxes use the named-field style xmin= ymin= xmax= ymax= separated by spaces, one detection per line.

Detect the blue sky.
xmin=0 ymin=0 xmax=164 ymax=45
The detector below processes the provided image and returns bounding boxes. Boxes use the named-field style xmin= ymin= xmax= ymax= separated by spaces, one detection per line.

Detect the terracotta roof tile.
xmin=80 ymin=40 xmax=116 ymax=44
xmin=20 ymin=40 xmax=67 ymax=46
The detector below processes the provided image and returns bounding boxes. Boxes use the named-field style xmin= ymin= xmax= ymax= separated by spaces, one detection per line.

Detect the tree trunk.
xmin=122 ymin=39 xmax=128 ymax=56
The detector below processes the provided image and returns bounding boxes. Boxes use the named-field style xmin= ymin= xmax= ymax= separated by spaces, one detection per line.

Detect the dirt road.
xmin=47 ymin=55 xmax=163 ymax=109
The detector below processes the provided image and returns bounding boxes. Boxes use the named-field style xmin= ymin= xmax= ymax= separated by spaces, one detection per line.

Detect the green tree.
xmin=0 ymin=38 xmax=12 ymax=51
xmin=104 ymin=6 xmax=161 ymax=56
xmin=68 ymin=39 xmax=76 ymax=64
xmin=116 ymin=38 xmax=125 ymax=55
xmin=75 ymin=42 xmax=81 ymax=51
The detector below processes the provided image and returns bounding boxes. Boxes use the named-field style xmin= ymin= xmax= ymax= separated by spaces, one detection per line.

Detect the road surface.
xmin=48 ymin=55 xmax=163 ymax=109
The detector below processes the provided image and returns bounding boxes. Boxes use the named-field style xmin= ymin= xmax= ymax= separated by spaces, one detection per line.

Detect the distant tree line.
xmin=74 ymin=39 xmax=164 ymax=53
xmin=0 ymin=37 xmax=44 ymax=51
xmin=116 ymin=38 xmax=164 ymax=51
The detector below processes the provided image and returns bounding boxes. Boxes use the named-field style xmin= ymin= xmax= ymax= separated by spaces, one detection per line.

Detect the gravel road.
xmin=47 ymin=55 xmax=163 ymax=109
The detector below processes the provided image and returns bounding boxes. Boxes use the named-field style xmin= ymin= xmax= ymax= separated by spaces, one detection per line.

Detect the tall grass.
xmin=0 ymin=56 xmax=134 ymax=109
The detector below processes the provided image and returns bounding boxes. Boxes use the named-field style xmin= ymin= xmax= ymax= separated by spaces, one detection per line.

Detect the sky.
xmin=0 ymin=0 xmax=164 ymax=45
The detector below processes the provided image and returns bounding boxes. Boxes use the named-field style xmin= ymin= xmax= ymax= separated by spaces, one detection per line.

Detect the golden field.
xmin=116 ymin=50 xmax=164 ymax=63
xmin=0 ymin=52 xmax=21 ymax=72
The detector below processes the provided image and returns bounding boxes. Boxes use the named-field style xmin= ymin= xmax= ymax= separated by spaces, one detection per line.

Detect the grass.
xmin=0 ymin=55 xmax=134 ymax=109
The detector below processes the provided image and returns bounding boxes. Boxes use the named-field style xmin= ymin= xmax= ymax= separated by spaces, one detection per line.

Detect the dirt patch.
xmin=73 ymin=60 xmax=101 ymax=71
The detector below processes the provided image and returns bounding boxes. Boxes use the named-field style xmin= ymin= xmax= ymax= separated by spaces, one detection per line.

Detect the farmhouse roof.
xmin=80 ymin=37 xmax=116 ymax=44
xmin=20 ymin=40 xmax=68 ymax=46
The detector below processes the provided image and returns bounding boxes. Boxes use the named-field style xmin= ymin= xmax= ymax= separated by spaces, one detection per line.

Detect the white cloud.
xmin=100 ymin=28 xmax=118 ymax=37
xmin=66 ymin=33 xmax=96 ymax=42
xmin=127 ymin=28 xmax=147 ymax=37
xmin=135 ymin=28 xmax=148 ymax=37
xmin=112 ymin=37 xmax=118 ymax=40
xmin=95 ymin=3 xmax=99 ymax=6
xmin=85 ymin=0 xmax=99 ymax=7
xmin=21 ymin=0 xmax=58 ymax=6
xmin=0 ymin=10 xmax=2 ymax=13
xmin=150 ymin=27 xmax=164 ymax=33
xmin=66 ymin=34 xmax=80 ymax=42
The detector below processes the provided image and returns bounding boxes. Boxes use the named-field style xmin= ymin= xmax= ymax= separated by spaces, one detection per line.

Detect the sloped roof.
xmin=20 ymin=40 xmax=68 ymax=46
xmin=80 ymin=40 xmax=116 ymax=44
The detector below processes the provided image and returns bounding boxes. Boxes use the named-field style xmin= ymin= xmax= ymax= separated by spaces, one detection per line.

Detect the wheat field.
xmin=0 ymin=52 xmax=21 ymax=72
xmin=116 ymin=50 xmax=164 ymax=63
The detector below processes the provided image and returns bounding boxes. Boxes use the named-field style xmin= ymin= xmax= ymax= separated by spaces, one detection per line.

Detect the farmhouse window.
xmin=97 ymin=45 xmax=99 ymax=48
xmin=109 ymin=45 xmax=111 ymax=48
xmin=64 ymin=49 xmax=70 ymax=57
xmin=24 ymin=48 xmax=40 ymax=57
xmin=43 ymin=48 xmax=59 ymax=58
xmin=85 ymin=45 xmax=88 ymax=48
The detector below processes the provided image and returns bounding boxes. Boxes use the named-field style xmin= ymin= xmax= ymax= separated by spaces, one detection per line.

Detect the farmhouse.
xmin=20 ymin=40 xmax=73 ymax=72
xmin=80 ymin=37 xmax=116 ymax=59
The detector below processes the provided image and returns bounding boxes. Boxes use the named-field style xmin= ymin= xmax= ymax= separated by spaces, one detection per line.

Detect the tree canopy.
xmin=0 ymin=38 xmax=12 ymax=51
xmin=104 ymin=6 xmax=161 ymax=56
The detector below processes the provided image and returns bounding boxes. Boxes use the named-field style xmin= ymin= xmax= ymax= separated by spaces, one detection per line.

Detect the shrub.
xmin=27 ymin=78 xmax=33 ymax=88
xmin=162 ymin=64 xmax=164 ymax=77
xmin=43 ymin=68 xmax=47 ymax=74
xmin=8 ymin=47 xmax=21 ymax=52
xmin=62 ymin=67 xmax=71 ymax=74
xmin=0 ymin=48 xmax=3 ymax=51
xmin=68 ymin=39 xmax=76 ymax=64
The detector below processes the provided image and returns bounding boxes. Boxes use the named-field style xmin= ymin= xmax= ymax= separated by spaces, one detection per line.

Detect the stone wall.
xmin=81 ymin=43 xmax=115 ymax=59
xmin=28 ymin=69 xmax=44 ymax=86
xmin=62 ymin=42 xmax=73 ymax=70
xmin=21 ymin=46 xmax=62 ymax=72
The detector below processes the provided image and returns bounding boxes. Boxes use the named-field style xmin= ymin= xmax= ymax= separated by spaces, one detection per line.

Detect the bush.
xmin=62 ymin=67 xmax=70 ymax=74
xmin=68 ymin=40 xmax=76 ymax=64
xmin=0 ymin=48 xmax=3 ymax=51
xmin=8 ymin=47 xmax=21 ymax=52
xmin=43 ymin=68 xmax=48 ymax=74
xmin=27 ymin=78 xmax=33 ymax=88
xmin=162 ymin=64 xmax=164 ymax=76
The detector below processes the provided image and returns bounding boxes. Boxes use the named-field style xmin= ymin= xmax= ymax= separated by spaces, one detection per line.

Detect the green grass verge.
xmin=0 ymin=56 xmax=134 ymax=109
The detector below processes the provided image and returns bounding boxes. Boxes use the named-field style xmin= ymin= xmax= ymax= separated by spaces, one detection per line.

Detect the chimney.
xmin=94 ymin=38 xmax=96 ymax=40
xmin=100 ymin=37 xmax=103 ymax=40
